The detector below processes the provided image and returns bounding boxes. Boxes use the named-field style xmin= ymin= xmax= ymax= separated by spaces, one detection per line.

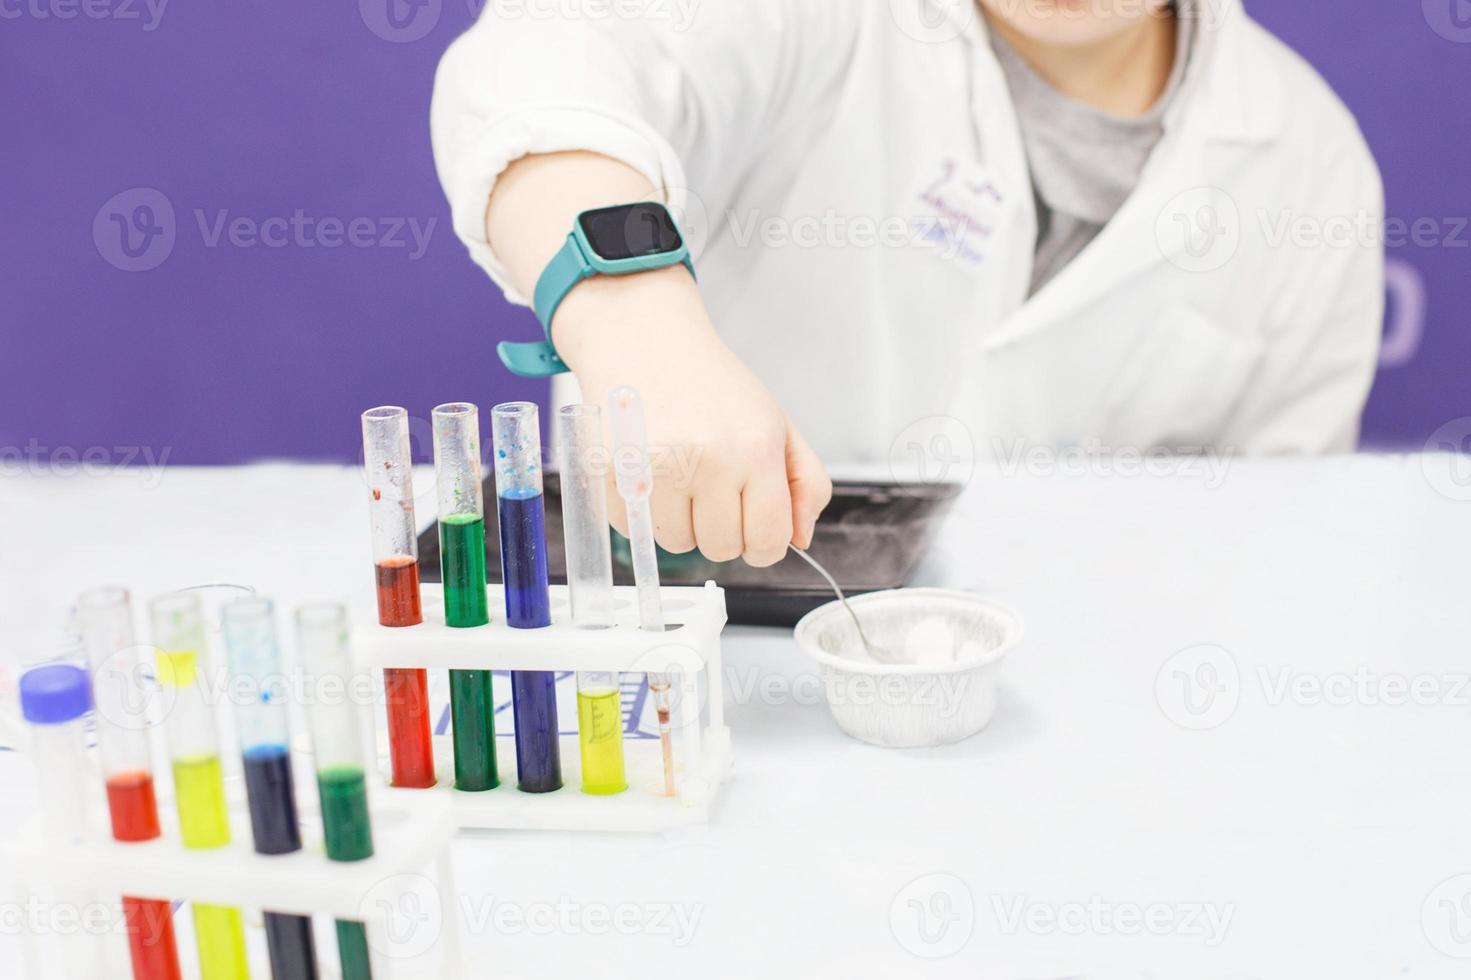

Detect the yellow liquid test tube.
xmin=557 ymin=405 xmax=631 ymax=796
xmin=576 ymin=686 xmax=628 ymax=795
xmin=150 ymin=596 xmax=252 ymax=980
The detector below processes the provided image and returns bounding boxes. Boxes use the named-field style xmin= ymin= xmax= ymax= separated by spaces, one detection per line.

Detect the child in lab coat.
xmin=431 ymin=0 xmax=1384 ymax=566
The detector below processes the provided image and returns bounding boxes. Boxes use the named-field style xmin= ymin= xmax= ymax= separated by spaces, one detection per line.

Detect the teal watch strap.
xmin=498 ymin=225 xmax=695 ymax=378
xmin=533 ymin=232 xmax=596 ymax=330
xmin=496 ymin=234 xmax=589 ymax=376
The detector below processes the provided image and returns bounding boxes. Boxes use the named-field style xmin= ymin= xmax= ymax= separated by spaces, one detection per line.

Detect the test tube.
xmin=78 ymin=587 xmax=184 ymax=980
xmin=18 ymin=663 xmax=106 ymax=977
xmin=361 ymin=406 xmax=435 ymax=789
xmin=221 ymin=597 xmax=319 ymax=980
xmin=19 ymin=663 xmax=93 ymax=832
xmin=557 ymin=405 xmax=627 ymax=795
xmin=432 ymin=402 xmax=498 ymax=792
xmin=491 ymin=401 xmax=562 ymax=793
xmin=608 ymin=386 xmax=678 ymax=796
xmin=296 ymin=604 xmax=375 ymax=980
xmin=148 ymin=592 xmax=251 ymax=980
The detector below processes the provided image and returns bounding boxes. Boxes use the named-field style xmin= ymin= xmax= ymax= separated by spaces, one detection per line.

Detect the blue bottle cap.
xmin=19 ymin=664 xmax=93 ymax=724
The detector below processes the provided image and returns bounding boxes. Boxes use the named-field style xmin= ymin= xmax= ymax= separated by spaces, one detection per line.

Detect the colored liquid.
xmin=335 ymin=920 xmax=373 ymax=980
xmin=510 ymin=671 xmax=562 ymax=793
xmin=173 ymin=754 xmax=249 ymax=979
xmin=243 ymin=745 xmax=317 ymax=978
xmin=383 ymin=667 xmax=435 ymax=788
xmin=319 ymin=766 xmax=375 ymax=979
xmin=318 ymin=767 xmax=374 ymax=862
xmin=450 ymin=670 xmax=499 ymax=791
xmin=498 ymin=490 xmax=551 ymax=628
xmin=106 ymin=770 xmax=162 ymax=842
xmin=377 ymin=556 xmax=434 ymax=787
xmin=499 ymin=490 xmax=561 ymax=792
xmin=439 ymin=513 xmax=489 ymax=627
xmin=264 ymin=911 xmax=319 ymax=980
xmin=173 ymin=755 xmax=230 ymax=850
xmin=192 ymin=903 xmax=250 ymax=980
xmin=242 ymin=744 xmax=302 ymax=855
xmin=441 ymin=512 xmax=496 ymax=791
xmin=106 ymin=772 xmax=183 ymax=980
xmin=577 ymin=688 xmax=627 ymax=795
xmin=375 ymin=555 xmax=422 ymax=627
xmin=122 ymin=896 xmax=182 ymax=980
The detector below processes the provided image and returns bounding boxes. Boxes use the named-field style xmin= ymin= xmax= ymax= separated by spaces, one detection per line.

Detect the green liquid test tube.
xmin=297 ymin=603 xmax=377 ymax=980
xmin=149 ymin=592 xmax=251 ymax=980
xmin=557 ymin=404 xmax=629 ymax=795
xmin=432 ymin=402 xmax=499 ymax=792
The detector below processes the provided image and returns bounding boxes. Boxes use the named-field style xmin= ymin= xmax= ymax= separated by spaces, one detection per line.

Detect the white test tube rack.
xmin=2 ymin=788 xmax=464 ymax=979
xmin=354 ymin=581 xmax=733 ymax=833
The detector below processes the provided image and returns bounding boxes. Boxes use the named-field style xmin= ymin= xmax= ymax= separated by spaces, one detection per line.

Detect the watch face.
xmin=578 ymin=203 xmax=682 ymax=262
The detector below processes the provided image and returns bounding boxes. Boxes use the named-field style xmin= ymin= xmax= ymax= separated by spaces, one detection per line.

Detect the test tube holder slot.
xmin=355 ymin=580 xmax=733 ymax=833
xmin=3 ymin=788 xmax=465 ymax=979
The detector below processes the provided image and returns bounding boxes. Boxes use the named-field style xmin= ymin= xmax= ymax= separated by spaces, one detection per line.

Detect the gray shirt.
xmin=989 ymin=5 xmax=1197 ymax=295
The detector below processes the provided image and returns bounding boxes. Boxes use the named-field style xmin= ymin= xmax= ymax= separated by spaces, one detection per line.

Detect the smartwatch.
xmin=497 ymin=201 xmax=696 ymax=377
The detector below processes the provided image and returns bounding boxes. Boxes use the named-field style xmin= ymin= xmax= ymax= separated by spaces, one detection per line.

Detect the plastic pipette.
xmin=607 ymin=386 xmax=677 ymax=797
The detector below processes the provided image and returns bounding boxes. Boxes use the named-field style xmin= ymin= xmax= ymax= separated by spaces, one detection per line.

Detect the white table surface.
xmin=3 ymin=454 xmax=1470 ymax=979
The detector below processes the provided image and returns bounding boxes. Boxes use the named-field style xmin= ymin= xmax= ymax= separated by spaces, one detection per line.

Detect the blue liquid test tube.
xmin=491 ymin=401 xmax=563 ymax=793
xmin=221 ymin=596 xmax=320 ymax=980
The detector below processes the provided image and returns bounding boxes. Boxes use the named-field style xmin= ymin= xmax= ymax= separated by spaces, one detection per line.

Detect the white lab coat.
xmin=431 ymin=0 xmax=1384 ymax=464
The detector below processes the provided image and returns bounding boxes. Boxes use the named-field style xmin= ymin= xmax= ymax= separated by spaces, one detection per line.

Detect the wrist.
xmin=550 ymin=264 xmax=716 ymax=372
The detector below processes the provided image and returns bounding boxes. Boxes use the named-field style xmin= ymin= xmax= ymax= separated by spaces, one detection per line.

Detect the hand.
xmin=559 ymin=268 xmax=832 ymax=567
xmin=484 ymin=151 xmax=833 ymax=565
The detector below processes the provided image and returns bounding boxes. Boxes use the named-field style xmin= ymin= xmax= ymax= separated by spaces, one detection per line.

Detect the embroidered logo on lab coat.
xmin=913 ymin=159 xmax=1003 ymax=266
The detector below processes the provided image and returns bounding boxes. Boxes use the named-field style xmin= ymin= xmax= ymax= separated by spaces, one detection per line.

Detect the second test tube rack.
xmin=3 ymin=788 xmax=463 ymax=979
xmin=355 ymin=580 xmax=732 ymax=833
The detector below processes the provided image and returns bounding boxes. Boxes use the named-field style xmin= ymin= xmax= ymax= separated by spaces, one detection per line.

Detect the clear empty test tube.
xmin=557 ymin=405 xmax=627 ymax=796
xmin=78 ymin=587 xmax=184 ymax=980
xmin=296 ymin=604 xmax=375 ymax=980
xmin=361 ymin=406 xmax=435 ymax=789
xmin=19 ymin=664 xmax=93 ymax=836
xmin=148 ymin=592 xmax=251 ymax=980
xmin=432 ymin=402 xmax=498 ymax=793
xmin=492 ymin=401 xmax=562 ymax=793
xmin=221 ymin=596 xmax=319 ymax=980
xmin=608 ymin=386 xmax=678 ymax=797
xmin=18 ymin=663 xmax=106 ymax=978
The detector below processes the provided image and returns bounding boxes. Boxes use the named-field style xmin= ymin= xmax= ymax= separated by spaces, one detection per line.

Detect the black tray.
xmin=417 ymin=476 xmax=961 ymax=627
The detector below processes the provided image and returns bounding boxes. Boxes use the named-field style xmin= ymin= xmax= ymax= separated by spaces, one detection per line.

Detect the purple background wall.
xmin=2 ymin=1 xmax=1466 ymax=464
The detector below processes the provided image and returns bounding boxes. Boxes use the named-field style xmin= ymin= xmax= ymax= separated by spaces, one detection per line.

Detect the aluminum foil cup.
xmin=793 ymin=588 xmax=1023 ymax=748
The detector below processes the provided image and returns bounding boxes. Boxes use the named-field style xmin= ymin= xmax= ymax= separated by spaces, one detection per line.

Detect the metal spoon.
xmin=788 ymin=545 xmax=896 ymax=664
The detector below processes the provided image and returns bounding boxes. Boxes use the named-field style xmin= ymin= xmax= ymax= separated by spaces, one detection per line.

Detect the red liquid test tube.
xmin=363 ymin=406 xmax=436 ymax=787
xmin=79 ymin=586 xmax=184 ymax=980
